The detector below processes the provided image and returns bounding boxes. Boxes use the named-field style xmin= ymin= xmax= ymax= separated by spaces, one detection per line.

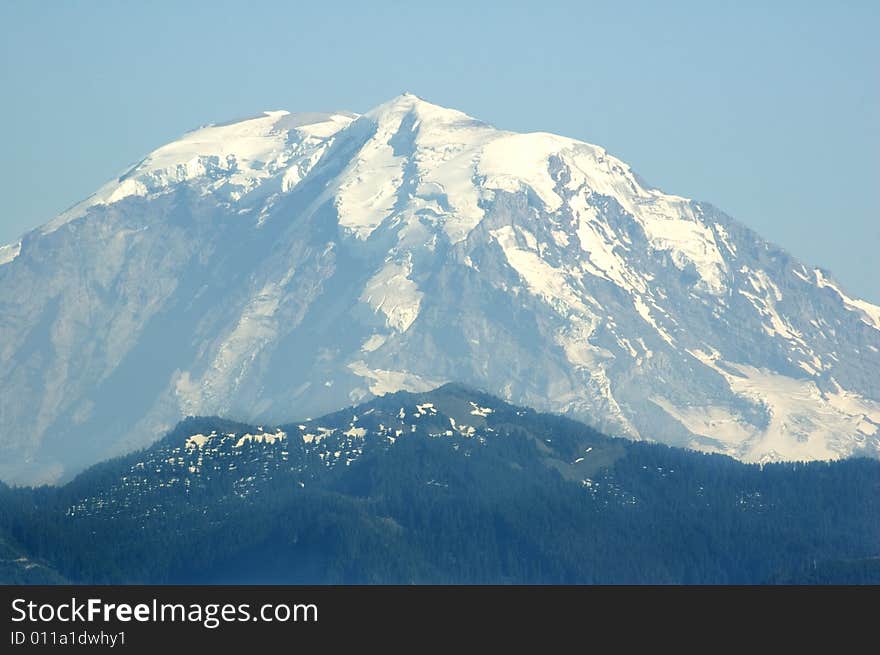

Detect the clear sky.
xmin=2 ymin=1 xmax=877 ymax=300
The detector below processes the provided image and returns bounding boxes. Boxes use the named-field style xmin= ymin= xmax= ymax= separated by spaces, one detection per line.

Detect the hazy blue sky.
xmin=2 ymin=1 xmax=877 ymax=300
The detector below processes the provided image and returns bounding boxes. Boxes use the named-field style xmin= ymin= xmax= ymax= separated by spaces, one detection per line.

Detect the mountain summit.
xmin=2 ymin=94 xmax=879 ymax=483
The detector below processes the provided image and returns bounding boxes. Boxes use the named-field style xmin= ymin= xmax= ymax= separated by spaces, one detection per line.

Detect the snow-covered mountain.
xmin=2 ymin=93 xmax=879 ymax=484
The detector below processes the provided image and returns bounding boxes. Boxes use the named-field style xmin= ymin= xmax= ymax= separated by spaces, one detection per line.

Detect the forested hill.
xmin=1 ymin=384 xmax=878 ymax=584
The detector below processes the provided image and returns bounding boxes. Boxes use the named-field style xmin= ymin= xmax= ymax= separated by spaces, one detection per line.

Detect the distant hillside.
xmin=1 ymin=385 xmax=877 ymax=584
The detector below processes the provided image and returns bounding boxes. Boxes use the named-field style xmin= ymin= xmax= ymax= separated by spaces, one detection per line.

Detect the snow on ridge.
xmin=184 ymin=428 xmax=287 ymax=451
xmin=185 ymin=432 xmax=216 ymax=450
xmin=33 ymin=93 xmax=731 ymax=299
xmin=0 ymin=241 xmax=21 ymax=266
xmin=477 ymin=130 xmax=728 ymax=295
xmin=29 ymin=94 xmax=728 ymax=298
xmin=234 ymin=429 xmax=286 ymax=448
xmin=41 ymin=110 xmax=356 ymax=236
xmin=274 ymin=111 xmax=358 ymax=138
xmin=814 ymin=269 xmax=880 ymax=331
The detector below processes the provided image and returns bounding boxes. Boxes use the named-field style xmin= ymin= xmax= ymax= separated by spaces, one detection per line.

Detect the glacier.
xmin=1 ymin=93 xmax=878 ymax=484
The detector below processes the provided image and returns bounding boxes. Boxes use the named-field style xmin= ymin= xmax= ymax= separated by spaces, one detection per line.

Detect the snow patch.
xmin=361 ymin=334 xmax=388 ymax=353
xmin=347 ymin=360 xmax=444 ymax=396
xmin=360 ymin=258 xmax=423 ymax=332
xmin=687 ymin=349 xmax=880 ymax=461
xmin=415 ymin=403 xmax=437 ymax=416
xmin=0 ymin=241 xmax=21 ymax=266
xmin=185 ymin=433 xmax=215 ymax=450
xmin=469 ymin=402 xmax=493 ymax=417
xmin=234 ymin=429 xmax=286 ymax=448
xmin=792 ymin=267 xmax=811 ymax=283
xmin=651 ymin=397 xmax=755 ymax=449
xmin=633 ymin=296 xmax=675 ymax=346
xmin=714 ymin=224 xmax=737 ymax=256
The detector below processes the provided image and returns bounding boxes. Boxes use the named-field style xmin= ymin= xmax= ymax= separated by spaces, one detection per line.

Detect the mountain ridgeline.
xmin=1 ymin=94 xmax=879 ymax=485
xmin=1 ymin=386 xmax=878 ymax=584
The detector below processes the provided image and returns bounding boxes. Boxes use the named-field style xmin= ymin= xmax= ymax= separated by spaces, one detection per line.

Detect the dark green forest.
xmin=1 ymin=385 xmax=878 ymax=584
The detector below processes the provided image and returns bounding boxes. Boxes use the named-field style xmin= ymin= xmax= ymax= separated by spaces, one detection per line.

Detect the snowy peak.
xmin=365 ymin=92 xmax=481 ymax=126
xmin=1 ymin=94 xmax=879 ymax=484
xmin=327 ymin=95 xmax=730 ymax=299
xmin=330 ymin=95 xmax=498 ymax=242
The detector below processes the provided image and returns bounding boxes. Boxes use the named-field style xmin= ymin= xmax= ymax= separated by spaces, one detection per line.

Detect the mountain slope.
xmin=1 ymin=386 xmax=877 ymax=584
xmin=1 ymin=94 xmax=879 ymax=484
